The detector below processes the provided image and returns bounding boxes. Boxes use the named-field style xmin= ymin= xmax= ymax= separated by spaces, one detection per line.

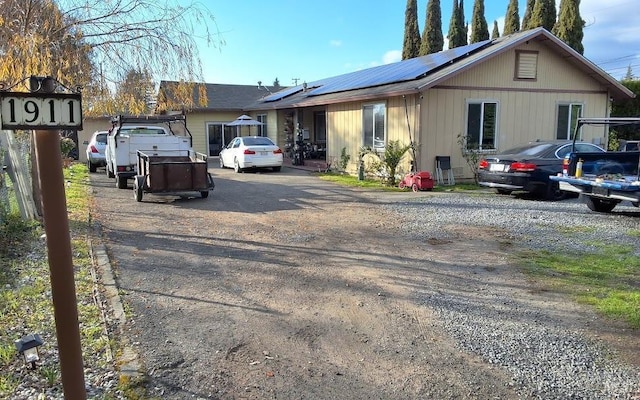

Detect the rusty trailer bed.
xmin=134 ymin=150 xmax=214 ymax=201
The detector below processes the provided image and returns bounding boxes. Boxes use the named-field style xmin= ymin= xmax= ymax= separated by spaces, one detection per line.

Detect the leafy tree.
xmin=491 ymin=20 xmax=500 ymax=39
xmin=0 ymin=0 xmax=92 ymax=92
xmin=503 ymin=0 xmax=520 ymax=35
xmin=0 ymin=0 xmax=223 ymax=115
xmin=447 ymin=0 xmax=466 ymax=48
xmin=528 ymin=0 xmax=557 ymax=31
xmin=470 ymin=0 xmax=489 ymax=43
xmin=402 ymin=0 xmax=421 ymax=59
xmin=552 ymin=0 xmax=584 ymax=54
xmin=522 ymin=0 xmax=535 ymax=29
xmin=610 ymin=79 xmax=640 ymax=141
xmin=420 ymin=0 xmax=444 ymax=55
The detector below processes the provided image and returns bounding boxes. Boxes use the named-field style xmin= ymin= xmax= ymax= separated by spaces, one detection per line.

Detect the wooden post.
xmin=33 ymin=129 xmax=86 ymax=399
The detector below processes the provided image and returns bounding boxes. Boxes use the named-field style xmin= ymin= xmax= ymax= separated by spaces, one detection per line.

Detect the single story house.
xmin=158 ymin=27 xmax=634 ymax=179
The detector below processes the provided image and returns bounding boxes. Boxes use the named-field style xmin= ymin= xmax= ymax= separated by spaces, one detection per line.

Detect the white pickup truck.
xmin=105 ymin=114 xmax=193 ymax=189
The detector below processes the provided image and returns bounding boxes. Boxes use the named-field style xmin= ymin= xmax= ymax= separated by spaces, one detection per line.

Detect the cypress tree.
xmin=552 ymin=0 xmax=584 ymax=54
xmin=503 ymin=0 xmax=520 ymax=35
xmin=470 ymin=0 xmax=489 ymax=43
xmin=522 ymin=0 xmax=535 ymax=29
xmin=420 ymin=0 xmax=444 ymax=55
xmin=491 ymin=20 xmax=500 ymax=39
xmin=529 ymin=0 xmax=557 ymax=31
xmin=459 ymin=0 xmax=468 ymax=46
xmin=402 ymin=0 xmax=421 ymax=59
xmin=447 ymin=0 xmax=465 ymax=48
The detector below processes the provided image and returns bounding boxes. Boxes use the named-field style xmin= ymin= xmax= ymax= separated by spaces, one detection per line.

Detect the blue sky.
xmin=190 ymin=0 xmax=640 ymax=86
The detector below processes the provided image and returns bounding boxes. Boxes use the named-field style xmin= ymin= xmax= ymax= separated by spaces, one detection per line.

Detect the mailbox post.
xmin=0 ymin=76 xmax=86 ymax=399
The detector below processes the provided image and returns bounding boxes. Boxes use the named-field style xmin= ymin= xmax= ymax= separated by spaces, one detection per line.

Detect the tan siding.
xmin=443 ymin=42 xmax=606 ymax=92
xmin=418 ymin=87 xmax=609 ymax=179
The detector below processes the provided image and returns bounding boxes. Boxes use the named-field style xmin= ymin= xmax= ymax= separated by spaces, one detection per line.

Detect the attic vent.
xmin=515 ymin=51 xmax=538 ymax=80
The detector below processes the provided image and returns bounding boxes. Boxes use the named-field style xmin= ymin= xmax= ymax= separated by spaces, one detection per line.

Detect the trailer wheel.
xmin=583 ymin=195 xmax=618 ymax=213
xmin=200 ymin=191 xmax=209 ymax=198
xmin=134 ymin=176 xmax=145 ymax=202
xmin=116 ymin=174 xmax=128 ymax=189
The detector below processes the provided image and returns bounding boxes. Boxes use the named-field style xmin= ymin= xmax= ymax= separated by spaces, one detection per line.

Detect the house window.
xmin=465 ymin=101 xmax=498 ymax=151
xmin=556 ymin=103 xmax=583 ymax=140
xmin=515 ymin=51 xmax=538 ymax=80
xmin=363 ymin=103 xmax=386 ymax=150
xmin=257 ymin=114 xmax=267 ymax=137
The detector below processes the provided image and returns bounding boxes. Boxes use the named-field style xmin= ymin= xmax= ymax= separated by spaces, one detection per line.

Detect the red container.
xmin=398 ymin=171 xmax=434 ymax=192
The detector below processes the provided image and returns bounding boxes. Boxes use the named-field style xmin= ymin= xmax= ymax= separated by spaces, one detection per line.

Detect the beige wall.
xmin=415 ymin=42 xmax=611 ymax=179
xmin=188 ymin=111 xmax=281 ymax=155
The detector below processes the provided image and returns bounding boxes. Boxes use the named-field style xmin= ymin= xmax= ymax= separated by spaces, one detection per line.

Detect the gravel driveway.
xmin=90 ymin=164 xmax=640 ymax=399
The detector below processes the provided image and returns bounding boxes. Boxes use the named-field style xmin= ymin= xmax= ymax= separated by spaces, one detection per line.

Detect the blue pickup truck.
xmin=549 ymin=117 xmax=640 ymax=213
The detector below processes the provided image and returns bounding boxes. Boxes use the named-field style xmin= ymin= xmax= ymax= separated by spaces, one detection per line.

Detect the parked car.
xmin=219 ymin=136 xmax=283 ymax=172
xmin=85 ymin=130 xmax=108 ymax=173
xmin=477 ymin=140 xmax=605 ymax=200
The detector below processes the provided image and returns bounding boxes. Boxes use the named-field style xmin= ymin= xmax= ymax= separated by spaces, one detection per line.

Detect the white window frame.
xmin=556 ymin=103 xmax=583 ymax=140
xmin=257 ymin=114 xmax=267 ymax=137
xmin=362 ymin=103 xmax=386 ymax=150
xmin=464 ymin=100 xmax=499 ymax=151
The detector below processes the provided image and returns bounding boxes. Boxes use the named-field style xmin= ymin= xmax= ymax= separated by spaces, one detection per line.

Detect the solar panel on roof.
xmin=261 ymin=40 xmax=490 ymax=102
xmin=308 ymin=40 xmax=490 ymax=96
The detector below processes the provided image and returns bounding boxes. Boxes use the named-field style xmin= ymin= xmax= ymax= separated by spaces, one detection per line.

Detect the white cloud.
xmin=579 ymin=0 xmax=640 ymax=78
xmin=383 ymin=50 xmax=402 ymax=64
xmin=329 ymin=39 xmax=342 ymax=47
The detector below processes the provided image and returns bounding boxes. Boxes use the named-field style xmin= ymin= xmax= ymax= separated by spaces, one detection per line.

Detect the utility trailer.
xmin=133 ymin=150 xmax=214 ymax=202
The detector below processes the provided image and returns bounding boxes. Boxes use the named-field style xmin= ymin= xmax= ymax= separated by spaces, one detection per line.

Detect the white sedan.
xmin=219 ymin=136 xmax=283 ymax=172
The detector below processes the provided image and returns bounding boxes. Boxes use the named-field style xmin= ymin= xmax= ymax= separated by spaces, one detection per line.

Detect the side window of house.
xmin=363 ymin=103 xmax=386 ymax=150
xmin=257 ymin=114 xmax=267 ymax=137
xmin=556 ymin=103 xmax=583 ymax=140
xmin=465 ymin=100 xmax=498 ymax=151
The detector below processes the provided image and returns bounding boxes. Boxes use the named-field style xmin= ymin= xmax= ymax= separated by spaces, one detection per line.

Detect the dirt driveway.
xmin=90 ymin=165 xmax=638 ymax=399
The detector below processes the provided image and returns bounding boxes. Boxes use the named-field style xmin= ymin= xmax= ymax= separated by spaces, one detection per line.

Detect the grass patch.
xmin=0 ymin=162 xmax=127 ymax=398
xmin=317 ymin=172 xmax=481 ymax=192
xmin=518 ymin=244 xmax=640 ymax=328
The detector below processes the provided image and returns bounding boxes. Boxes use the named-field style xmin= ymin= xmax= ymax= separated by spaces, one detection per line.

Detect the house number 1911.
xmin=0 ymin=92 xmax=83 ymax=130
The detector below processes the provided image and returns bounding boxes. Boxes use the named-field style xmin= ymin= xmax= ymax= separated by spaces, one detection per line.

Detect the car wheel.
xmin=583 ymin=195 xmax=618 ymax=213
xmin=496 ymin=189 xmax=512 ymax=195
xmin=398 ymin=181 xmax=406 ymax=189
xmin=234 ymin=158 xmax=242 ymax=173
xmin=272 ymin=166 xmax=281 ymax=172
xmin=200 ymin=191 xmax=209 ymax=198
xmin=219 ymin=157 xmax=225 ymax=169
xmin=88 ymin=160 xmax=97 ymax=173
xmin=544 ymin=181 xmax=567 ymax=201
xmin=412 ymin=183 xmax=419 ymax=192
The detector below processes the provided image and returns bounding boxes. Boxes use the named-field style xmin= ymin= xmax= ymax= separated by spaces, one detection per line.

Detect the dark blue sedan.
xmin=478 ymin=141 xmax=605 ymax=200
